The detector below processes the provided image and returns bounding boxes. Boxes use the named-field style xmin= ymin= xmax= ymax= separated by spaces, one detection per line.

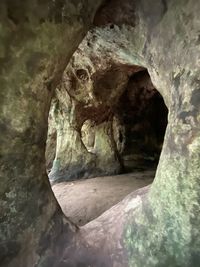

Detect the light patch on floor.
xmin=52 ymin=170 xmax=154 ymax=226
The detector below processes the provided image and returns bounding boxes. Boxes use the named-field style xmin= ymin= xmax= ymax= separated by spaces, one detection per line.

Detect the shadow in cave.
xmin=45 ymin=68 xmax=168 ymax=226
xmin=117 ymin=70 xmax=168 ymax=173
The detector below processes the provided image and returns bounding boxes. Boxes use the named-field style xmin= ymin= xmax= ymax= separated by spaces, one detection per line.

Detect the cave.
xmin=118 ymin=70 xmax=168 ymax=172
xmin=46 ymin=65 xmax=168 ymax=225
xmin=1 ymin=1 xmax=200 ymax=267
xmin=46 ymin=69 xmax=168 ymax=177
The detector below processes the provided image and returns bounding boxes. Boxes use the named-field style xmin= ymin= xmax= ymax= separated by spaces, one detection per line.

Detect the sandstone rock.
xmin=46 ymin=27 xmax=156 ymax=182
xmin=1 ymin=0 xmax=200 ymax=267
xmin=55 ymin=1 xmax=200 ymax=266
xmin=0 ymin=0 xmax=104 ymax=266
xmin=47 ymin=36 xmax=138 ymax=182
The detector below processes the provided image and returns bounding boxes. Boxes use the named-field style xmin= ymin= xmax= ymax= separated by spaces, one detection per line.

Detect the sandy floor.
xmin=52 ymin=170 xmax=155 ymax=226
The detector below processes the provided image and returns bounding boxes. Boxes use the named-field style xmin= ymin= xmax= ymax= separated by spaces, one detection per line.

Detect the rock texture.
xmin=1 ymin=0 xmax=200 ymax=267
xmin=75 ymin=1 xmax=200 ymax=266
xmin=52 ymin=0 xmax=200 ymax=266
xmin=46 ymin=38 xmax=140 ymax=182
xmin=0 ymin=1 xmax=103 ymax=266
xmin=52 ymin=171 xmax=154 ymax=226
xmin=46 ymin=35 xmax=167 ymax=182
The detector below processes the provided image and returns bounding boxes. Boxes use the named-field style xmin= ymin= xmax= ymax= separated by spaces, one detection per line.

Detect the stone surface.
xmin=0 ymin=1 xmax=103 ymax=266
xmin=47 ymin=36 xmax=139 ymax=182
xmin=46 ymin=33 xmax=167 ymax=182
xmin=53 ymin=0 xmax=200 ymax=266
xmin=52 ymin=171 xmax=154 ymax=226
xmin=1 ymin=0 xmax=200 ymax=267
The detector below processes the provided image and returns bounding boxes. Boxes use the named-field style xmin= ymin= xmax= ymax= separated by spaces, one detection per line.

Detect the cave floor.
xmin=52 ymin=170 xmax=155 ymax=226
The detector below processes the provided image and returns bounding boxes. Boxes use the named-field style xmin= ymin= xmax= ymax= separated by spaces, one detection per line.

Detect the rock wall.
xmin=46 ymin=37 xmax=141 ymax=182
xmin=82 ymin=1 xmax=200 ymax=266
xmin=46 ymin=65 xmax=167 ymax=181
xmin=46 ymin=28 xmax=164 ymax=182
xmin=0 ymin=1 xmax=103 ymax=266
xmin=53 ymin=0 xmax=200 ymax=266
xmin=1 ymin=0 xmax=200 ymax=267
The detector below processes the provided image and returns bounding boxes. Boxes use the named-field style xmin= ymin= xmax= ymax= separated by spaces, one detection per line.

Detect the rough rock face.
xmin=46 ymin=32 xmax=167 ymax=182
xmin=45 ymin=104 xmax=57 ymax=170
xmin=46 ymin=58 xmax=167 ymax=182
xmin=1 ymin=1 xmax=200 ymax=267
xmin=76 ymin=1 xmax=200 ymax=266
xmin=47 ymin=35 xmax=144 ymax=182
xmin=0 ymin=1 xmax=103 ymax=266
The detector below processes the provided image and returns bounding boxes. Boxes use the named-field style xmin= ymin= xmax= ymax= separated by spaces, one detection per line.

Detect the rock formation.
xmin=0 ymin=1 xmax=104 ymax=266
xmin=46 ymin=31 xmax=138 ymax=182
xmin=46 ymin=32 xmax=167 ymax=182
xmin=1 ymin=0 xmax=200 ymax=267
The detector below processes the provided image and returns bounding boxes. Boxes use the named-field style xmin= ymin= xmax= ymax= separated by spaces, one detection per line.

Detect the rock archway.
xmin=46 ymin=30 xmax=168 ymax=183
xmin=46 ymin=66 xmax=168 ymax=182
xmin=1 ymin=1 xmax=200 ymax=267
xmin=0 ymin=1 xmax=103 ymax=266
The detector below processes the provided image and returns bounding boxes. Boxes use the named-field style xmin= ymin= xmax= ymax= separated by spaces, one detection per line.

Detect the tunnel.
xmin=117 ymin=70 xmax=168 ymax=172
xmin=1 ymin=1 xmax=200 ymax=267
xmin=46 ymin=65 xmax=168 ymax=225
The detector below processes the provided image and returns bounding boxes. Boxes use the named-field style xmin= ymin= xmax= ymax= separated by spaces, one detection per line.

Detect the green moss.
xmin=124 ymin=135 xmax=200 ymax=267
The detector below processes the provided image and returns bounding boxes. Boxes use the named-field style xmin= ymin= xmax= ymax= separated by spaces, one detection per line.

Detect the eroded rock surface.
xmin=46 ymin=32 xmax=167 ymax=182
xmin=52 ymin=171 xmax=154 ymax=226
xmin=0 ymin=1 xmax=104 ymax=266
xmin=47 ymin=36 xmax=139 ymax=182
xmin=1 ymin=0 xmax=200 ymax=267
xmin=50 ymin=1 xmax=200 ymax=266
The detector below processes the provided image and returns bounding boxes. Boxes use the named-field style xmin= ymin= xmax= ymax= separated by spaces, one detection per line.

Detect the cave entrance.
xmin=117 ymin=70 xmax=168 ymax=173
xmin=46 ymin=68 xmax=168 ymax=226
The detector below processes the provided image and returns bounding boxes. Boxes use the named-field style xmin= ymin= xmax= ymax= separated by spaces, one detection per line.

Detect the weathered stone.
xmin=47 ymin=61 xmax=167 ymax=181
xmin=56 ymin=1 xmax=200 ymax=266
xmin=0 ymin=0 xmax=103 ymax=266
xmin=47 ymin=35 xmax=139 ymax=182
xmin=1 ymin=0 xmax=200 ymax=267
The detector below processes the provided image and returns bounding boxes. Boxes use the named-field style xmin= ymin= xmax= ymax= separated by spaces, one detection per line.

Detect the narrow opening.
xmin=46 ymin=66 xmax=168 ymax=226
xmin=117 ymin=70 xmax=168 ymax=172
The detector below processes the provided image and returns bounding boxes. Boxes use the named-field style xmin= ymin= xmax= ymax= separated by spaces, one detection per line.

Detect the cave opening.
xmin=117 ymin=69 xmax=168 ymax=173
xmin=1 ymin=2 xmax=199 ymax=266
xmin=45 ymin=66 xmax=168 ymax=226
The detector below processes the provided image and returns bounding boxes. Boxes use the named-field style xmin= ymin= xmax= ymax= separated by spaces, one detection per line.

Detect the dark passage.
xmin=117 ymin=70 xmax=168 ymax=172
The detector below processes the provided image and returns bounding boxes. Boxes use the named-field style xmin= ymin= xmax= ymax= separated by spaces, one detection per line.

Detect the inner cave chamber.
xmin=46 ymin=70 xmax=168 ymax=177
xmin=45 ymin=34 xmax=168 ymax=224
xmin=1 ymin=1 xmax=200 ymax=266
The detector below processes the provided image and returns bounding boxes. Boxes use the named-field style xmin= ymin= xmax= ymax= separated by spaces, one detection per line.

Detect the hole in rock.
xmin=46 ymin=67 xmax=168 ymax=226
xmin=117 ymin=70 xmax=168 ymax=173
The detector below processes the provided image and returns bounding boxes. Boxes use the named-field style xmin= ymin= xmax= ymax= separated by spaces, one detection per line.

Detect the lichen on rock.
xmin=1 ymin=0 xmax=200 ymax=266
